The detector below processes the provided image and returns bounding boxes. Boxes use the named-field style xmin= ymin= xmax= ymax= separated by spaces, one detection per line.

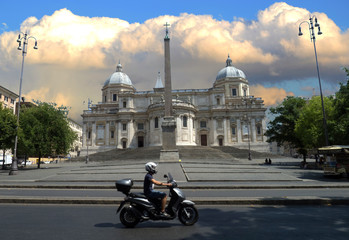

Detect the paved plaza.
xmin=1 ymin=156 xmax=349 ymax=205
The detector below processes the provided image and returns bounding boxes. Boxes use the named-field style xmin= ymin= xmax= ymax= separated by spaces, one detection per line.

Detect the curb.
xmin=1 ymin=197 xmax=349 ymax=206
xmin=1 ymin=184 xmax=349 ymax=189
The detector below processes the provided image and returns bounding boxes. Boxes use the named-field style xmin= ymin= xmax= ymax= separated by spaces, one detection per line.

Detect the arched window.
xmin=183 ymin=116 xmax=188 ymax=128
xmin=155 ymin=117 xmax=159 ymax=129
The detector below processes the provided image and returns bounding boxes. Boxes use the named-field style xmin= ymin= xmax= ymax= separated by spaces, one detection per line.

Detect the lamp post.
xmin=9 ymin=32 xmax=38 ymax=175
xmin=298 ymin=15 xmax=329 ymax=146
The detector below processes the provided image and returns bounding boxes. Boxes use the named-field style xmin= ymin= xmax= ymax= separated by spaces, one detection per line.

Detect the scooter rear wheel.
xmin=178 ymin=206 xmax=199 ymax=226
xmin=120 ymin=206 xmax=139 ymax=228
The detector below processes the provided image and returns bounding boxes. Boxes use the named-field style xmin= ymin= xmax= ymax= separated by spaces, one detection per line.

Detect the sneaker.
xmin=160 ymin=211 xmax=171 ymax=218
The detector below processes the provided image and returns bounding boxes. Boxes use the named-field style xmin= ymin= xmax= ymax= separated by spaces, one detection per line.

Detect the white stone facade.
xmin=67 ymin=118 xmax=83 ymax=157
xmin=81 ymin=56 xmax=269 ymax=155
xmin=0 ymin=85 xmax=18 ymax=114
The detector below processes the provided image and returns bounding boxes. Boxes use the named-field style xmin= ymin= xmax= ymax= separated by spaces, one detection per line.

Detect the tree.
xmin=265 ymin=96 xmax=307 ymax=159
xmin=332 ymin=68 xmax=349 ymax=144
xmin=18 ymin=102 xmax=77 ymax=168
xmin=0 ymin=103 xmax=17 ymax=169
xmin=295 ymin=96 xmax=335 ymax=149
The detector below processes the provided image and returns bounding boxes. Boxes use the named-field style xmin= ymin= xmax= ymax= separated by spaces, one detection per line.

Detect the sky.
xmin=1 ymin=0 xmax=349 ymax=124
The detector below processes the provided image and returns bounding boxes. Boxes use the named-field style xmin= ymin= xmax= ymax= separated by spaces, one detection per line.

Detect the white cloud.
xmin=0 ymin=2 xmax=348 ymax=123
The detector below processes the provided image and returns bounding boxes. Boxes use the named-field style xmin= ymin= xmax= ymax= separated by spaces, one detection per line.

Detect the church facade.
xmin=81 ymin=56 xmax=269 ymax=154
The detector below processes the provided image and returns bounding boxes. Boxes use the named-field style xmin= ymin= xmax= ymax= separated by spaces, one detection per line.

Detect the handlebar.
xmin=164 ymin=172 xmax=177 ymax=188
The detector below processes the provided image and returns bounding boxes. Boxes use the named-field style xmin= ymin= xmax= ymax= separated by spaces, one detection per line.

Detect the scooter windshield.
xmin=167 ymin=172 xmax=173 ymax=181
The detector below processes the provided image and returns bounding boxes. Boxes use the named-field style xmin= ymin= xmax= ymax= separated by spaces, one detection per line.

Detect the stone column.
xmin=106 ymin=121 xmax=110 ymax=146
xmin=223 ymin=118 xmax=228 ymax=145
xmin=83 ymin=123 xmax=87 ymax=148
xmin=160 ymin=23 xmax=179 ymax=161
xmin=92 ymin=122 xmax=96 ymax=147
xmin=251 ymin=118 xmax=256 ymax=143
xmin=237 ymin=119 xmax=242 ymax=143
xmin=117 ymin=121 xmax=122 ymax=149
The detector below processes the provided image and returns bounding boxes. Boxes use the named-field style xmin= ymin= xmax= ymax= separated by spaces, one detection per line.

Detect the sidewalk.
xmin=1 ymin=157 xmax=349 ymax=205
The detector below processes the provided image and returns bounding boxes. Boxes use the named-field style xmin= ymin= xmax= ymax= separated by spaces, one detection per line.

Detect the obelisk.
xmin=160 ymin=22 xmax=179 ymax=161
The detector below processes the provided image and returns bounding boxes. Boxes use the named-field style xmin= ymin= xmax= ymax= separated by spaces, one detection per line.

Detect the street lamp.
xmin=9 ymin=32 xmax=38 ymax=175
xmin=298 ymin=15 xmax=329 ymax=146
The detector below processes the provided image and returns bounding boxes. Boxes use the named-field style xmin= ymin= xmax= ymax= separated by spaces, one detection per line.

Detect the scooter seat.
xmin=130 ymin=192 xmax=147 ymax=198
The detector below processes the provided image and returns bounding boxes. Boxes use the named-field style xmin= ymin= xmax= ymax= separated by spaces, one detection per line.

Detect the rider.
xmin=144 ymin=162 xmax=172 ymax=217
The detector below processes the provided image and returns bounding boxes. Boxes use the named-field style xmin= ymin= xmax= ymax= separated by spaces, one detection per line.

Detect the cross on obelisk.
xmin=160 ymin=22 xmax=179 ymax=161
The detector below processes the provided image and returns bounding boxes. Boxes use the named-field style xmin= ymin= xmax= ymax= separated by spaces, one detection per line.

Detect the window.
xmin=97 ymin=125 xmax=104 ymax=139
xmin=110 ymin=130 xmax=114 ymax=139
xmin=183 ymin=116 xmax=188 ymax=128
xmin=4 ymin=96 xmax=8 ymax=102
xmin=123 ymin=101 xmax=127 ymax=108
xmin=217 ymin=120 xmax=222 ymax=129
xmin=243 ymin=124 xmax=249 ymax=135
xmin=217 ymin=98 xmax=220 ymax=105
xmin=200 ymin=121 xmax=207 ymax=128
xmin=257 ymin=126 xmax=261 ymax=135
xmin=155 ymin=117 xmax=159 ymax=129
xmin=138 ymin=123 xmax=144 ymax=130
xmin=113 ymin=94 xmax=117 ymax=102
xmin=104 ymin=96 xmax=107 ymax=102
xmin=232 ymin=127 xmax=236 ymax=135
xmin=243 ymin=89 xmax=247 ymax=97
xmin=122 ymin=123 xmax=127 ymax=131
xmin=88 ymin=131 xmax=91 ymax=139
xmin=11 ymin=99 xmax=15 ymax=104
xmin=192 ymin=119 xmax=195 ymax=129
xmin=232 ymin=89 xmax=237 ymax=96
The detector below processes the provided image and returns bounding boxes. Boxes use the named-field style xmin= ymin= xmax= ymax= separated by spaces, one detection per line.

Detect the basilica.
xmin=81 ymin=55 xmax=269 ymax=154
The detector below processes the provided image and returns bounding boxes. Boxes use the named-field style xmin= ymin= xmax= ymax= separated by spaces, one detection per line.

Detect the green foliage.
xmin=295 ymin=96 xmax=335 ymax=148
xmin=0 ymin=103 xmax=17 ymax=168
xmin=266 ymin=68 xmax=349 ymax=155
xmin=265 ymin=96 xmax=307 ymax=150
xmin=332 ymin=68 xmax=349 ymax=144
xmin=18 ymin=102 xmax=77 ymax=168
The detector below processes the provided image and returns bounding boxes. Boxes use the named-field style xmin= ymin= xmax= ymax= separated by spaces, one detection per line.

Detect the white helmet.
xmin=145 ymin=162 xmax=158 ymax=174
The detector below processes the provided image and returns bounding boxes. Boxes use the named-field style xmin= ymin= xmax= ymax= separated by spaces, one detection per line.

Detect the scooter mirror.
xmin=164 ymin=174 xmax=168 ymax=178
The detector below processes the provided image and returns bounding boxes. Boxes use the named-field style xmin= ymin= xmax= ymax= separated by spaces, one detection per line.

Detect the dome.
xmin=215 ymin=55 xmax=246 ymax=81
xmin=104 ymin=62 xmax=133 ymax=87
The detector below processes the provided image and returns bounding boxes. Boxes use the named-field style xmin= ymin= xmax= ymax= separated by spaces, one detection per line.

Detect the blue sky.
xmin=0 ymin=0 xmax=348 ymax=122
xmin=1 ymin=0 xmax=348 ymax=31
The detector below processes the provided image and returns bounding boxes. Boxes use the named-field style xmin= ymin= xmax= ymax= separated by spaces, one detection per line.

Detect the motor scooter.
xmin=116 ymin=173 xmax=199 ymax=228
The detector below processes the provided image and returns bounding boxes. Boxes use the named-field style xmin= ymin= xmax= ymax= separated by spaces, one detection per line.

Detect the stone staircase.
xmin=73 ymin=146 xmax=278 ymax=162
xmin=213 ymin=146 xmax=279 ymax=159
xmin=74 ymin=146 xmax=161 ymax=162
xmin=178 ymin=146 xmax=233 ymax=160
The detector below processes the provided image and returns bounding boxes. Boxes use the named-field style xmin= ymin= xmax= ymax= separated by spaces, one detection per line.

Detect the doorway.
xmin=201 ymin=135 xmax=207 ymax=146
xmin=218 ymin=138 xmax=223 ymax=146
xmin=138 ymin=136 xmax=144 ymax=148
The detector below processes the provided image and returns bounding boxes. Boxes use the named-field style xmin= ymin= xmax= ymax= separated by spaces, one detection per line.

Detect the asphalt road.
xmin=1 ymin=204 xmax=348 ymax=240
xmin=1 ymin=187 xmax=349 ymax=199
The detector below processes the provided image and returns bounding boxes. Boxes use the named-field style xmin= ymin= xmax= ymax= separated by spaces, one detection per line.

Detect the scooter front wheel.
xmin=119 ymin=206 xmax=139 ymax=228
xmin=178 ymin=206 xmax=199 ymax=226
